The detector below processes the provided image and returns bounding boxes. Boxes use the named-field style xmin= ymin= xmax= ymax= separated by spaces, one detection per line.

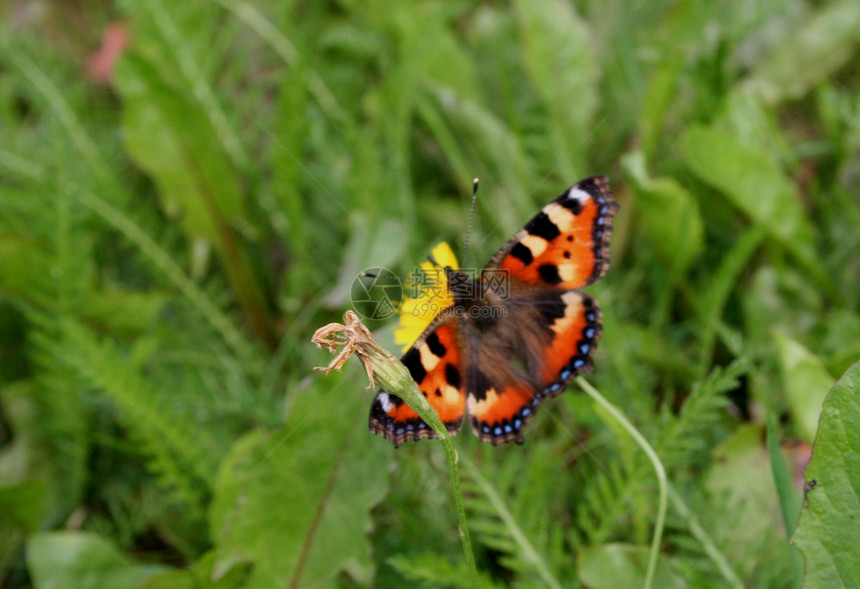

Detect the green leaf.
xmin=743 ymin=0 xmax=860 ymax=105
xmin=694 ymin=226 xmax=766 ymax=374
xmin=793 ymin=360 xmax=860 ymax=588
xmin=0 ymin=481 xmax=45 ymax=533
xmin=210 ymin=373 xmax=390 ymax=588
xmin=514 ymin=0 xmax=597 ymax=178
xmin=638 ymin=56 xmax=683 ymax=160
xmin=387 ymin=552 xmax=496 ymax=589
xmin=464 ymin=459 xmax=564 ymax=589
xmin=0 ymin=235 xmax=51 ymax=298
xmin=821 ymin=311 xmax=860 ymax=378
xmin=705 ymin=425 xmax=786 ymax=572
xmin=416 ymin=91 xmax=534 ymax=232
xmin=0 ymin=240 xmax=168 ymax=338
xmin=680 ymin=125 xmax=818 ymax=273
xmin=113 ymin=31 xmax=274 ymax=347
xmin=141 ymin=550 xmax=250 ymax=589
xmin=28 ymin=531 xmax=168 ymax=589
xmin=622 ymin=150 xmax=704 ymax=274
xmin=578 ymin=544 xmax=685 ymax=589
xmin=113 ymin=52 xmax=245 ymax=245
xmin=743 ymin=266 xmax=823 ymax=355
xmin=0 ymin=379 xmax=86 ymax=524
xmin=322 ymin=214 xmax=405 ymax=309
xmin=57 ymin=322 xmax=216 ymax=515
xmin=765 ymin=409 xmax=805 ymax=587
xmin=774 ymin=332 xmax=835 ymax=443
xmin=389 ymin=4 xmax=479 ymax=99
xmin=715 ymin=89 xmax=789 ymax=160
xmin=80 ymin=290 xmax=170 ymax=338
xmin=0 ymin=480 xmax=46 ymax=570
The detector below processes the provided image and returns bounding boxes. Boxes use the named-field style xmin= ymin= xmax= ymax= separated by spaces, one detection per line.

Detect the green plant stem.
xmin=212 ymin=0 xmax=344 ymax=121
xmin=667 ymin=485 xmax=745 ymax=589
xmin=358 ymin=338 xmax=480 ymax=588
xmin=577 ymin=377 xmax=667 ymax=589
xmin=440 ymin=431 xmax=479 ymax=588
xmin=461 ymin=457 xmax=563 ymax=589
xmin=146 ymin=1 xmax=250 ymax=171
xmin=765 ymin=409 xmax=804 ymax=588
xmin=74 ymin=187 xmax=263 ymax=376
xmin=5 ymin=50 xmax=117 ymax=194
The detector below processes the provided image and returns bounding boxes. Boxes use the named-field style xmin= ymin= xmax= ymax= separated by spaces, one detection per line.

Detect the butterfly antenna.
xmin=461 ymin=178 xmax=480 ymax=265
xmin=360 ymin=269 xmax=408 ymax=282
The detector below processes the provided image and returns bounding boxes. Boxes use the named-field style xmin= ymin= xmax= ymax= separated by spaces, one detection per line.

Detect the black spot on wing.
xmin=445 ymin=363 xmax=461 ymax=389
xmin=527 ymin=212 xmax=561 ymax=242
xmin=467 ymin=367 xmax=494 ymax=401
xmin=561 ymin=196 xmax=584 ymax=214
xmin=534 ymin=293 xmax=566 ymax=324
xmin=537 ymin=264 xmax=562 ymax=285
xmin=576 ymin=176 xmax=603 ymax=197
xmin=401 ymin=347 xmax=427 ymax=383
xmin=509 ymin=241 xmax=534 ymax=265
xmin=425 ymin=331 xmax=446 ymax=358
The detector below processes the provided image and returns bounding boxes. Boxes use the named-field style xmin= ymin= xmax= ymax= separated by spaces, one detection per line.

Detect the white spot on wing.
xmin=550 ymin=291 xmax=584 ymax=334
xmin=442 ymin=384 xmax=460 ymax=404
xmin=544 ymin=202 xmax=575 ymax=230
xmin=378 ymin=392 xmax=394 ymax=412
xmin=520 ymin=234 xmax=548 ymax=257
xmin=566 ymin=187 xmax=592 ymax=204
xmin=468 ymin=387 xmax=500 ymax=416
xmin=557 ymin=263 xmax=576 ymax=282
xmin=419 ymin=344 xmax=441 ymax=371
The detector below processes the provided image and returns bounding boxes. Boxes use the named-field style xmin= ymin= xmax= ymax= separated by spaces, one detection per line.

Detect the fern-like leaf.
xmin=573 ymin=361 xmax=746 ymax=549
xmin=461 ymin=458 xmax=565 ymax=589
xmin=52 ymin=320 xmax=216 ymax=518
xmin=387 ymin=552 xmax=496 ymax=589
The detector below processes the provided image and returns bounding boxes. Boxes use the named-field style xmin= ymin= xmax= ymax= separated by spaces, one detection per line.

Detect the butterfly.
xmin=369 ymin=176 xmax=618 ymax=446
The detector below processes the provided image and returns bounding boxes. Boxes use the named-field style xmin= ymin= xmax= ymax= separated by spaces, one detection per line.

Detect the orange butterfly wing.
xmin=490 ymin=175 xmax=616 ymax=289
xmin=368 ymin=322 xmax=466 ymax=447
xmin=465 ymin=289 xmax=602 ymax=444
xmin=466 ymin=176 xmax=617 ymax=443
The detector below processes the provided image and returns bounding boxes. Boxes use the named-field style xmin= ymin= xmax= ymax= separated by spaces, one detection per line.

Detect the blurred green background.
xmin=2 ymin=0 xmax=860 ymax=587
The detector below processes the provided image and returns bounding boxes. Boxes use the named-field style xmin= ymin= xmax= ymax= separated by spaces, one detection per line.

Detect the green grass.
xmin=1 ymin=1 xmax=860 ymax=587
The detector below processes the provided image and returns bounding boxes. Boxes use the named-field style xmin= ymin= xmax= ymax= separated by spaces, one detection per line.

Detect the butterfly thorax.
xmin=443 ymin=266 xmax=506 ymax=330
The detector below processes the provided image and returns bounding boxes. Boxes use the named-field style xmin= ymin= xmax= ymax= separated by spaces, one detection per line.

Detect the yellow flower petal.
xmin=426 ymin=242 xmax=459 ymax=270
xmin=394 ymin=242 xmax=459 ymax=352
